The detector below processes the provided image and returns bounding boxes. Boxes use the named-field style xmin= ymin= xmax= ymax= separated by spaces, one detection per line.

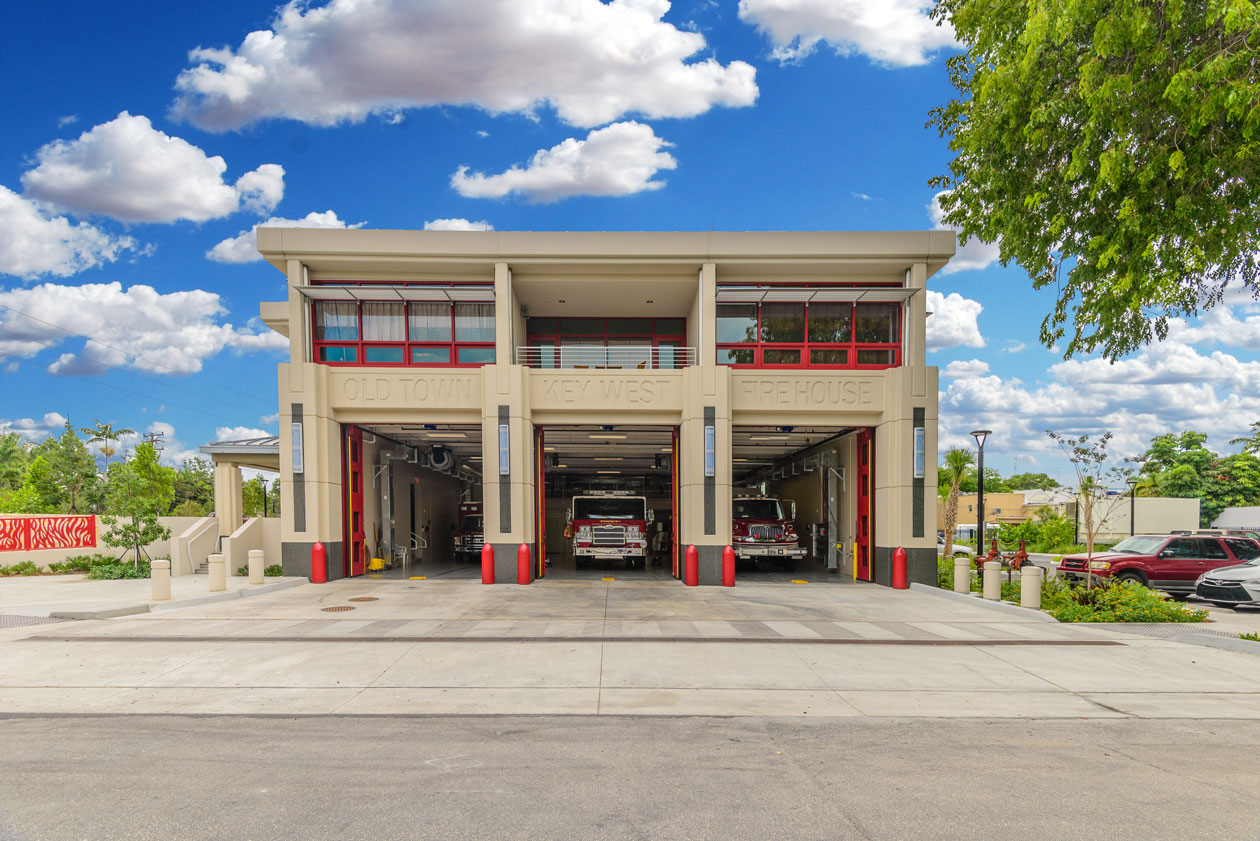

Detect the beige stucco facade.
xmin=257 ymin=229 xmax=954 ymax=585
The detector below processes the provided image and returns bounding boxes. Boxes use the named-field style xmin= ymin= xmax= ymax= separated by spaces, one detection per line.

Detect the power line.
xmin=0 ymin=302 xmax=278 ymax=408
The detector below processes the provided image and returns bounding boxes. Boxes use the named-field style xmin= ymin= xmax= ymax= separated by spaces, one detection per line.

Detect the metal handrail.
xmin=515 ymin=345 xmax=695 ymax=370
xmin=187 ymin=518 xmax=219 ymax=574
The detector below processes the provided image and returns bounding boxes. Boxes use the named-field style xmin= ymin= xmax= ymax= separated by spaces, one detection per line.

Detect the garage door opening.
xmin=340 ymin=423 xmax=483 ymax=579
xmin=537 ymin=425 xmax=678 ymax=580
xmin=731 ymin=425 xmax=871 ymax=582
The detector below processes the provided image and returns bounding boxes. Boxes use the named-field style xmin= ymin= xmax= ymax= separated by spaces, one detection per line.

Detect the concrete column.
xmin=873 ymin=366 xmax=938 ymax=586
xmin=248 ymin=549 xmax=265 ymax=585
xmin=982 ymin=561 xmax=1001 ymax=600
xmin=151 ymin=559 xmax=171 ymax=601
xmin=208 ymin=553 xmax=226 ymax=592
xmin=953 ymin=556 xmax=970 ymax=593
xmin=213 ymin=461 xmax=242 ymax=539
xmin=1020 ymin=564 xmax=1043 ymax=609
xmin=482 ymin=364 xmax=535 ymax=583
xmin=679 ymin=366 xmax=731 ymax=585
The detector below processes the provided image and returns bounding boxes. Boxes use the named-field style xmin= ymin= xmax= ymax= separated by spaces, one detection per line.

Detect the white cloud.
xmin=56 ymin=115 xmax=78 ymax=128
xmin=172 ymin=0 xmax=758 ymax=131
xmin=1003 ymin=341 xmax=1026 ymax=354
xmin=260 ymin=413 xmax=279 ymax=424
xmin=938 ymin=338 xmax=1260 ymax=469
xmin=0 ymin=186 xmax=136 ymax=279
xmin=142 ymin=421 xmax=203 ymax=467
xmin=0 ymin=282 xmax=286 ymax=376
xmin=451 ymin=122 xmax=676 ymax=203
xmin=738 ymin=0 xmax=958 ymax=66
xmin=21 ymin=112 xmax=284 ymax=223
xmin=215 ymin=425 xmax=273 ymax=441
xmin=926 ymin=290 xmax=985 ymax=350
xmin=0 ymin=412 xmax=68 ymax=443
xmin=941 ymin=358 xmax=989 ymax=378
xmin=423 ymin=218 xmax=494 ymax=232
xmin=208 ymin=210 xmax=361 ymax=263
xmin=929 ymin=191 xmax=1002 ymax=274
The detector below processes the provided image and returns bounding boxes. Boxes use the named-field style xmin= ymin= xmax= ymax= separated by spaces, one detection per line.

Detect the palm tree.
xmin=941 ymin=447 xmax=976 ymax=559
xmin=81 ymin=419 xmax=135 ymax=468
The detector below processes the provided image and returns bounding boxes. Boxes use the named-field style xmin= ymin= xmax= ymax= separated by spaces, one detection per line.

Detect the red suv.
xmin=1059 ymin=534 xmax=1260 ymax=596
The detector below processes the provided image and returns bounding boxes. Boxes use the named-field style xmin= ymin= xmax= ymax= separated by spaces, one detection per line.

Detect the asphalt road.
xmin=1 ymin=715 xmax=1257 ymax=841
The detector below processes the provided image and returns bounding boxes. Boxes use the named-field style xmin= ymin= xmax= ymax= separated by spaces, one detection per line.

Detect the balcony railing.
xmin=516 ymin=345 xmax=696 ymax=370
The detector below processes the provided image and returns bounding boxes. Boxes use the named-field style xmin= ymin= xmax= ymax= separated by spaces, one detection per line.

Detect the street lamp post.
xmin=971 ymin=429 xmax=993 ymax=553
xmin=1126 ymin=477 xmax=1138 ymax=536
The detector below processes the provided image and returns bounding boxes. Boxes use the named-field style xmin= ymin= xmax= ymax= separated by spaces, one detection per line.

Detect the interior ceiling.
xmin=732 ymin=426 xmax=850 ymax=483
xmin=364 ymin=423 xmax=484 ymax=478
xmin=542 ymin=425 xmax=674 ymax=475
xmin=513 ymin=276 xmax=695 ymax=318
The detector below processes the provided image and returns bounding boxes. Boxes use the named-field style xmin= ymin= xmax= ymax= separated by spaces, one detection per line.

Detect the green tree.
xmin=99 ymin=442 xmax=174 ymax=563
xmin=1201 ymin=452 xmax=1260 ymax=526
xmin=80 ymin=419 xmax=135 ymax=468
xmin=930 ymin=0 xmax=1260 ymax=360
xmin=1229 ymin=421 xmax=1260 ymax=456
xmin=29 ymin=423 xmax=99 ymax=513
xmin=171 ymin=458 xmax=215 ymax=516
xmin=0 ymin=433 xmax=31 ymax=490
xmin=1007 ymin=472 xmax=1060 ymax=490
xmin=940 ymin=448 xmax=976 ymax=558
xmin=241 ymin=476 xmax=281 ymax=518
xmin=1048 ymin=430 xmax=1131 ymax=585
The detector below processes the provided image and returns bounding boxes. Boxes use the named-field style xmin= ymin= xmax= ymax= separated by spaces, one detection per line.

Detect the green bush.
xmin=0 ymin=560 xmax=40 ymax=576
xmin=265 ymin=564 xmax=283 ymax=576
xmin=86 ymin=560 xmax=152 ymax=580
xmin=1043 ymin=579 xmax=1207 ymax=623
xmin=48 ymin=556 xmax=93 ymax=573
xmin=1240 ymin=632 xmax=1260 ymax=642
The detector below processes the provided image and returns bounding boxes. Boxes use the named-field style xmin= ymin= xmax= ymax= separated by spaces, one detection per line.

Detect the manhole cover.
xmin=322 ymin=605 xmax=355 ymax=612
xmin=348 ymin=597 xmax=379 ymax=602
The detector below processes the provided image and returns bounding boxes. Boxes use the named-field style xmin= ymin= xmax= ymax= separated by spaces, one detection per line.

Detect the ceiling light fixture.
xmin=588 ymin=434 xmax=627 ymax=439
xmin=594 ymin=457 xmax=623 ymax=461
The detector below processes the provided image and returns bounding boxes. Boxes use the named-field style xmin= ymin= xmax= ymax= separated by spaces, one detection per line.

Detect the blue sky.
xmin=2 ymin=0 xmax=1258 ymax=483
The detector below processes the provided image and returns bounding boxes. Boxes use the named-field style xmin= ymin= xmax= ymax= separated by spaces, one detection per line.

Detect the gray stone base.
xmin=694 ymin=544 xmax=726 ymax=586
xmin=874 ymin=545 xmax=935 ymax=587
xmin=489 ymin=542 xmax=535 ymax=584
xmin=282 ymin=541 xmax=344 ymax=581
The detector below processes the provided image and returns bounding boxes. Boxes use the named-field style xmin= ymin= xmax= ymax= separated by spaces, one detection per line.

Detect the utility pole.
xmin=143 ymin=430 xmax=165 ymax=456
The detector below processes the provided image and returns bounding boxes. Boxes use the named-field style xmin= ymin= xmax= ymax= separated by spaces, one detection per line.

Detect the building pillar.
xmin=214 ymin=461 xmax=242 ymax=541
xmin=873 ymin=366 xmax=938 ymax=586
xmin=482 ymin=363 xmax=535 ymax=582
xmin=679 ymin=365 xmax=731 ymax=584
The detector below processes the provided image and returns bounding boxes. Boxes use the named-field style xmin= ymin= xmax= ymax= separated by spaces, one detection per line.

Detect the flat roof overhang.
xmin=256 ymin=228 xmax=957 ymax=279
xmin=200 ymin=437 xmax=281 ymax=472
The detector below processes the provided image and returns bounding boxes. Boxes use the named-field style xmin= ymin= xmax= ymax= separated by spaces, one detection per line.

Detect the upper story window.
xmin=524 ymin=317 xmax=688 ymax=369
xmin=716 ymin=301 xmax=901 ymax=369
xmin=313 ymin=300 xmax=495 ymax=366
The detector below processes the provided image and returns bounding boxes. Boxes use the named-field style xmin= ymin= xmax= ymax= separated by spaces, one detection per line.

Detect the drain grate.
xmin=321 ymin=605 xmax=355 ymax=612
xmin=348 ymin=597 xmax=379 ymax=602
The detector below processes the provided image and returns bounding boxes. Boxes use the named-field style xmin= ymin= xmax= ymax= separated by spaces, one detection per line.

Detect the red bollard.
xmin=685 ymin=545 xmax=699 ymax=586
xmin=892 ymin=546 xmax=908 ymax=589
xmin=517 ymin=543 xmax=531 ymax=585
xmin=722 ymin=545 xmax=736 ymax=587
xmin=481 ymin=544 xmax=495 ymax=585
xmin=311 ymin=541 xmax=327 ymax=584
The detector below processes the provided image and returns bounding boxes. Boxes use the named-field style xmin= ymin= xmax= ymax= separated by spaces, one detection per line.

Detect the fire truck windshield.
xmin=733 ymin=499 xmax=784 ymax=520
xmin=460 ymin=515 xmax=483 ymax=530
xmin=572 ymin=498 xmax=645 ymax=520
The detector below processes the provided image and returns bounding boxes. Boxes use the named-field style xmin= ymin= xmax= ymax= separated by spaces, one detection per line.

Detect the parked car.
xmin=1194 ymin=542 xmax=1260 ymax=607
xmin=939 ymin=535 xmax=975 ymax=558
xmin=1059 ymin=534 xmax=1260 ymax=596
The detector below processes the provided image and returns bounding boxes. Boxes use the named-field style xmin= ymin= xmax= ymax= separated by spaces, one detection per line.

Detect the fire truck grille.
xmin=469 ymin=534 xmax=484 ymax=548
xmin=750 ymin=525 xmax=785 ymax=541
xmin=593 ymin=525 xmax=627 ymax=546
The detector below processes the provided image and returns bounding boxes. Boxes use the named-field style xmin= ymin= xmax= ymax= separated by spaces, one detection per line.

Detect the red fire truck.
xmin=567 ymin=492 xmax=651 ymax=568
xmin=453 ymin=501 xmax=483 ymax=563
xmin=731 ymin=495 xmax=806 ymax=568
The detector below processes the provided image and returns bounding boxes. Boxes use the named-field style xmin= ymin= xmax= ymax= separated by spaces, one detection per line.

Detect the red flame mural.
xmin=0 ymin=516 xmax=96 ymax=552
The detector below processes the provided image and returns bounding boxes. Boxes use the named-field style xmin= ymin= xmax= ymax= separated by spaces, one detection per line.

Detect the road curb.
xmin=49 ymin=578 xmax=307 ymax=620
xmin=48 ymin=604 xmax=150 ymax=621
xmin=909 ymin=582 xmax=1059 ymax=623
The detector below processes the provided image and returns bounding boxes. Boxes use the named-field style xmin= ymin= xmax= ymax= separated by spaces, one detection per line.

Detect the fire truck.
xmin=452 ymin=501 xmax=483 ymax=563
xmin=567 ymin=492 xmax=652 ymax=568
xmin=731 ymin=495 xmax=806 ymax=568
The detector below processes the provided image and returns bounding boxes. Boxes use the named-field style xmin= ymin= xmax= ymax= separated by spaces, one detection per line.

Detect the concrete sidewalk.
xmin=0 ymin=573 xmax=306 ymax=620
xmin=2 ymin=576 xmax=1260 ymax=718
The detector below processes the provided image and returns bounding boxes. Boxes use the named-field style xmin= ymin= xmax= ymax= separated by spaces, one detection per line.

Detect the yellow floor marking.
xmin=790 ymin=579 xmax=809 ymax=584
xmin=601 ymin=577 xmax=616 ymax=581
xmin=409 ymin=576 xmax=427 ymax=580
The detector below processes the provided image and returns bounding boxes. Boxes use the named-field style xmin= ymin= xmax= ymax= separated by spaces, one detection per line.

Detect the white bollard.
xmin=248 ymin=549 xmax=265 ymax=585
xmin=1020 ymin=564 xmax=1043 ymax=609
xmin=208 ymin=553 xmax=226 ymax=592
xmin=151 ymin=559 xmax=171 ymax=601
xmin=954 ymin=556 xmax=971 ymax=594
xmin=982 ymin=561 xmax=1001 ymax=601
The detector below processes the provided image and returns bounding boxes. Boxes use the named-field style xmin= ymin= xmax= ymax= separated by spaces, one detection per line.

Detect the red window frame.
xmin=716 ymin=298 xmax=902 ymax=370
xmin=525 ymin=316 xmax=688 ymax=368
xmin=311 ymin=300 xmax=496 ymax=368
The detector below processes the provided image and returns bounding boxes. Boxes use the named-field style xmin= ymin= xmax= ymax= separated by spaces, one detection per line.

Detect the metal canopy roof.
xmin=295 ymin=285 xmax=496 ymax=302
xmin=714 ymin=286 xmax=919 ymax=304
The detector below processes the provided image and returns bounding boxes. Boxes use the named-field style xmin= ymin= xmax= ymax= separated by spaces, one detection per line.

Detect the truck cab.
xmin=567 ymin=492 xmax=652 ymax=568
xmin=453 ymin=501 xmax=483 ymax=562
xmin=732 ymin=496 xmax=806 ymax=568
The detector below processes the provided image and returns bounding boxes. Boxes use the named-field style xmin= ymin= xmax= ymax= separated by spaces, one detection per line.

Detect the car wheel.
xmin=1115 ymin=571 xmax=1147 ymax=586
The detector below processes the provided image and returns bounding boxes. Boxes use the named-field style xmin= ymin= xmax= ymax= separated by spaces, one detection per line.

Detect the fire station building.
xmin=253 ymin=229 xmax=954 ymax=586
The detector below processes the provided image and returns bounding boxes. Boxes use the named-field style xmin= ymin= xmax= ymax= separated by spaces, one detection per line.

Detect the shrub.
xmin=86 ymin=560 xmax=151 ymax=580
xmin=1241 ymin=632 xmax=1260 ymax=643
xmin=48 ymin=558 xmax=91 ymax=573
xmin=0 ymin=560 xmax=40 ymax=576
xmin=1043 ymin=579 xmax=1207 ymax=623
xmin=265 ymin=564 xmax=283 ymax=576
